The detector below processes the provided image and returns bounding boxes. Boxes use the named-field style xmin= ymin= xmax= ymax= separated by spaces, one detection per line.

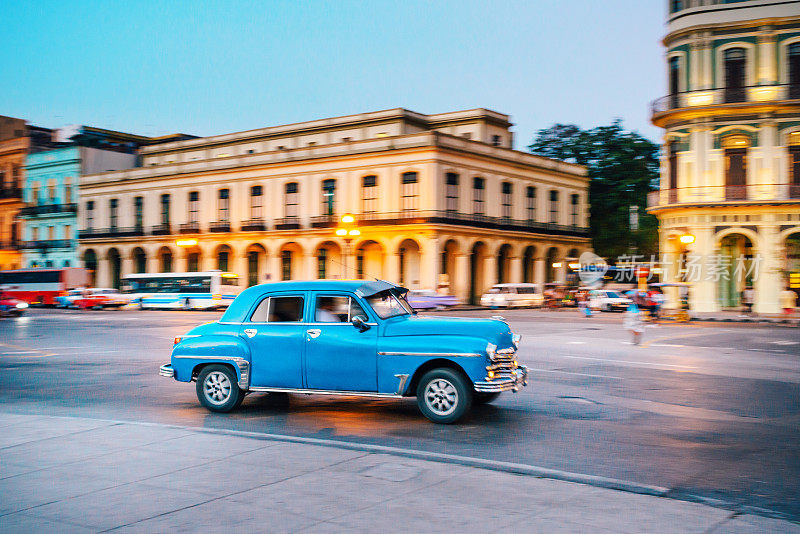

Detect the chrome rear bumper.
xmin=159 ymin=363 xmax=175 ymax=378
xmin=474 ymin=365 xmax=528 ymax=393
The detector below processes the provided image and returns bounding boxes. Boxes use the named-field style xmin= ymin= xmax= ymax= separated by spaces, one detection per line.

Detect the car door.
xmin=304 ymin=292 xmax=378 ymax=392
xmin=240 ymin=292 xmax=306 ymax=389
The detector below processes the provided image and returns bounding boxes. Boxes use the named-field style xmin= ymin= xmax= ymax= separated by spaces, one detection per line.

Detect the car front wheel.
xmin=196 ymin=364 xmax=244 ymax=413
xmin=416 ymin=368 xmax=472 ymax=424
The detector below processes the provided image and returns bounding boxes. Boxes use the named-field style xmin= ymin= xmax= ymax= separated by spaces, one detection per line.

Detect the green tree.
xmin=528 ymin=120 xmax=660 ymax=260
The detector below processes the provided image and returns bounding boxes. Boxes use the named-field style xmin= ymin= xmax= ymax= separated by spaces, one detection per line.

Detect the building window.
xmin=188 ymin=191 xmax=199 ymax=223
xmin=401 ymin=172 xmax=418 ymax=211
xmin=725 ymin=147 xmax=747 ymax=200
xmin=549 ymin=190 xmax=559 ymax=224
xmin=281 ymin=250 xmax=292 ymax=280
xmin=492 ymin=135 xmax=501 ymax=147
xmin=526 ymin=186 xmax=536 ymax=221
xmin=445 ymin=172 xmax=459 ymax=212
xmin=356 ymin=250 xmax=364 ymax=278
xmin=218 ymin=188 xmax=230 ymax=222
xmin=188 ymin=252 xmax=199 ymax=272
xmin=31 ymin=227 xmax=39 ymax=241
xmin=317 ymin=248 xmax=327 ymax=279
xmin=32 ymin=184 xmax=41 ymax=205
xmin=64 ymin=178 xmax=72 ymax=204
xmin=322 ymin=179 xmax=336 ymax=216
xmin=109 ymin=198 xmax=118 ymax=230
xmin=669 ymin=56 xmax=680 ymax=108
xmin=501 ymin=182 xmax=512 ymax=219
xmin=48 ymin=183 xmax=57 ymax=203
xmin=217 ymin=248 xmax=229 ymax=271
xmin=11 ymin=165 xmax=20 ymax=189
xmin=361 ymin=175 xmax=377 ymax=213
xmin=47 ymin=226 xmax=55 ymax=240
xmin=250 ymin=185 xmax=263 ymax=219
xmin=570 ymin=194 xmax=579 ymax=227
xmin=86 ymin=201 xmax=95 ymax=230
xmin=160 ymin=194 xmax=170 ymax=226
xmin=64 ymin=225 xmax=72 ymax=240
xmin=724 ymin=48 xmax=746 ymax=103
xmin=285 ymin=182 xmax=298 ymax=219
xmin=473 ymin=177 xmax=485 ymax=215
xmin=134 ymin=196 xmax=144 ymax=231
xmin=789 ymin=43 xmax=800 ymax=99
xmin=790 ymin=145 xmax=800 ymax=198
xmin=670 ymin=0 xmax=681 ymax=14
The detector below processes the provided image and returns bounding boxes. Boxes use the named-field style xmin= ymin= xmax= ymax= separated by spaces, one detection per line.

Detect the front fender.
xmin=170 ymin=334 xmax=251 ymax=388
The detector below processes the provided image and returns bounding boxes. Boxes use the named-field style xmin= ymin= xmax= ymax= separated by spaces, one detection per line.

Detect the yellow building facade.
xmin=649 ymin=0 xmax=800 ymax=313
xmin=78 ymin=108 xmax=590 ymax=302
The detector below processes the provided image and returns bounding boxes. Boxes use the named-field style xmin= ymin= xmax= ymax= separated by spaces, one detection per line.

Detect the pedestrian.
xmin=651 ymin=289 xmax=665 ymax=322
xmin=780 ymin=287 xmax=797 ymax=319
xmin=624 ymin=302 xmax=644 ymax=345
xmin=742 ymin=286 xmax=755 ymax=317
xmin=577 ymin=290 xmax=592 ymax=318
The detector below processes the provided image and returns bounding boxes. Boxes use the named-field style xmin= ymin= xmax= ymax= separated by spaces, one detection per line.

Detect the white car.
xmin=588 ymin=289 xmax=631 ymax=312
xmin=480 ymin=283 xmax=544 ymax=308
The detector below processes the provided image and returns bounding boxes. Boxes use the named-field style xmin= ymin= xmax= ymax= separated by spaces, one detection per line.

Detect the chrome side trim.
xmin=377 ymin=351 xmax=482 ymax=358
xmin=248 ymin=386 xmax=401 ymax=398
xmin=174 ymin=355 xmax=250 ymax=390
xmin=159 ymin=364 xmax=175 ymax=378
xmin=394 ymin=374 xmax=409 ymax=395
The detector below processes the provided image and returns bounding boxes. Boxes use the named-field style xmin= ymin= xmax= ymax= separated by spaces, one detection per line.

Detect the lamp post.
xmin=335 ymin=214 xmax=360 ymax=278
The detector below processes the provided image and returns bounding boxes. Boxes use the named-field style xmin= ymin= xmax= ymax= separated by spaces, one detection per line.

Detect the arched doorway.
xmin=279 ymin=242 xmax=303 ymax=281
xmin=566 ymin=248 xmax=579 ymax=285
xmin=522 ymin=246 xmax=536 ymax=283
xmin=83 ymin=249 xmax=97 ymax=286
xmin=133 ymin=247 xmax=146 ymax=273
xmin=545 ymin=247 xmax=559 ymax=283
xmin=215 ymin=244 xmax=232 ymax=272
xmin=497 ymin=244 xmax=512 ymax=284
xmin=355 ymin=240 xmax=385 ymax=280
xmin=469 ymin=241 xmax=488 ymax=304
xmin=246 ymin=243 xmax=266 ymax=286
xmin=441 ymin=240 xmax=459 ymax=294
xmin=158 ymin=246 xmax=173 ymax=272
xmin=717 ymin=233 xmax=753 ymax=308
xmin=397 ymin=239 xmax=421 ymax=288
xmin=315 ymin=241 xmax=343 ymax=280
xmin=108 ymin=248 xmax=121 ymax=289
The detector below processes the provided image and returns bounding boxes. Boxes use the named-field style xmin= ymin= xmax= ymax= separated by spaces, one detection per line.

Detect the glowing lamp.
xmin=176 ymin=239 xmax=198 ymax=247
xmin=348 ymin=229 xmax=360 ymax=236
xmin=552 ymin=262 xmax=562 ymax=268
xmin=335 ymin=229 xmax=347 ymax=236
xmin=679 ymin=234 xmax=695 ymax=245
xmin=341 ymin=214 xmax=355 ymax=224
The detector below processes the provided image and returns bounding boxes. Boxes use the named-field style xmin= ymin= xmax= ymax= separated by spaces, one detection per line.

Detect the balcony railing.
xmin=20 ymin=239 xmax=73 ymax=250
xmin=240 ymin=218 xmax=267 ymax=231
xmin=648 ymin=183 xmax=800 ymax=208
xmin=275 ymin=216 xmax=301 ymax=230
xmin=78 ymin=227 xmax=145 ymax=239
xmin=18 ymin=203 xmax=78 ymax=217
xmin=310 ymin=214 xmax=338 ymax=228
xmin=150 ymin=224 xmax=172 ymax=235
xmin=209 ymin=220 xmax=231 ymax=232
xmin=0 ymin=187 xmax=22 ymax=199
xmin=179 ymin=222 xmax=201 ymax=234
xmin=651 ymin=83 xmax=798 ymax=116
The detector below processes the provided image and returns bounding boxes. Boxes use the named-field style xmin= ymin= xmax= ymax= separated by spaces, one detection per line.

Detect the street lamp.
xmin=335 ymin=214 xmax=360 ymax=278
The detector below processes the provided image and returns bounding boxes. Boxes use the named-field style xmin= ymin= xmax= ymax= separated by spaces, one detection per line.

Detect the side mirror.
xmin=351 ymin=316 xmax=370 ymax=332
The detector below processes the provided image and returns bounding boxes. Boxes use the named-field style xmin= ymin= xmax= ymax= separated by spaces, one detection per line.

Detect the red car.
xmin=0 ymin=292 xmax=29 ymax=316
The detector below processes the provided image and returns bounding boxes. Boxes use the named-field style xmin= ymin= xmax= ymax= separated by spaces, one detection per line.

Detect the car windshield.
xmin=606 ymin=291 xmax=621 ymax=298
xmin=365 ymin=290 xmax=413 ymax=319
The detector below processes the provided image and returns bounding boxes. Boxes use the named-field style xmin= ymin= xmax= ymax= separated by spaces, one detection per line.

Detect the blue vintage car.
xmin=159 ymin=280 xmax=527 ymax=423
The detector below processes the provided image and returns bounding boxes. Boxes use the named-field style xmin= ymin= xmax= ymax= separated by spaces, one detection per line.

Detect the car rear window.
xmin=250 ymin=296 xmax=304 ymax=322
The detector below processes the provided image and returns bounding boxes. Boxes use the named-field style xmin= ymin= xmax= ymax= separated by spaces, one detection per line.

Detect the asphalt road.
xmin=1 ymin=308 xmax=799 ymax=520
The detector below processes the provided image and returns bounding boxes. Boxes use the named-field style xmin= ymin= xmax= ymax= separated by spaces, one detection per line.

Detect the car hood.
xmin=383 ymin=314 xmax=510 ymax=341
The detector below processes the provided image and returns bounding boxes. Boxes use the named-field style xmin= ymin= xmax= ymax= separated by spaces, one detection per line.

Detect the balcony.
xmin=150 ymin=224 xmax=172 ymax=235
xmin=18 ymin=203 xmax=78 ymax=217
xmin=647 ymin=184 xmax=800 ymax=210
xmin=0 ymin=240 xmax=19 ymax=250
xmin=209 ymin=220 xmax=231 ymax=233
xmin=179 ymin=222 xmax=201 ymax=234
xmin=651 ymin=83 xmax=798 ymax=125
xmin=275 ymin=217 xmax=301 ymax=230
xmin=19 ymin=239 xmax=73 ymax=250
xmin=310 ymin=214 xmax=338 ymax=228
xmin=79 ymin=227 xmax=145 ymax=239
xmin=240 ymin=218 xmax=267 ymax=231
xmin=0 ymin=187 xmax=22 ymax=199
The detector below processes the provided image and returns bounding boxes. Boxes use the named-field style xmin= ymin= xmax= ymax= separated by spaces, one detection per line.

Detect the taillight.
xmin=173 ymin=337 xmax=181 ymax=345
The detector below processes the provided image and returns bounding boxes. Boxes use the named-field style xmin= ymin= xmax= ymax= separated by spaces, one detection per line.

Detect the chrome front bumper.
xmin=474 ymin=365 xmax=528 ymax=393
xmin=159 ymin=363 xmax=175 ymax=378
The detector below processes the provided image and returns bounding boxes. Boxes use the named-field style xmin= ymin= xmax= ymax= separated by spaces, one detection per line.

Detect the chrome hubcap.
xmin=203 ymin=372 xmax=232 ymax=405
xmin=424 ymin=379 xmax=458 ymax=416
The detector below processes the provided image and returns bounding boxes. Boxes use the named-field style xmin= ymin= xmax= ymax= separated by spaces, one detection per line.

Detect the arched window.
xmin=724 ymin=48 xmax=746 ymax=103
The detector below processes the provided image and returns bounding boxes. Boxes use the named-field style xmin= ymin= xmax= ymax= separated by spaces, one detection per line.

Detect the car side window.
xmin=250 ymin=296 xmax=304 ymax=322
xmin=314 ymin=295 xmax=369 ymax=323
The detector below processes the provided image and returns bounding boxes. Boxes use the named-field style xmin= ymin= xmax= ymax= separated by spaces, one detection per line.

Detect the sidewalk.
xmin=0 ymin=412 xmax=797 ymax=533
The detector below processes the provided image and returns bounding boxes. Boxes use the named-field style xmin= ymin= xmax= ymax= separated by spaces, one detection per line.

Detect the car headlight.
xmin=486 ymin=342 xmax=497 ymax=360
xmin=15 ymin=302 xmax=28 ymax=309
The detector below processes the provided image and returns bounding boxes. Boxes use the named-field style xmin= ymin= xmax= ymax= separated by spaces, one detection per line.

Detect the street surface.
xmin=1 ymin=308 xmax=799 ymax=520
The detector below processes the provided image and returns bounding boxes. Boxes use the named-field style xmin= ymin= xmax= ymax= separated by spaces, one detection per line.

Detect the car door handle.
xmin=307 ymin=329 xmax=321 ymax=339
xmin=243 ymin=328 xmax=257 ymax=338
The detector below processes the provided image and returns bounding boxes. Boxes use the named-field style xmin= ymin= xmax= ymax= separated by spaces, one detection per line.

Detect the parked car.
xmin=588 ymin=289 xmax=631 ymax=312
xmin=0 ymin=291 xmax=28 ymax=316
xmin=160 ymin=280 xmax=527 ymax=424
xmin=406 ymin=290 xmax=460 ymax=310
xmin=73 ymin=288 xmax=130 ymax=310
xmin=480 ymin=283 xmax=544 ymax=308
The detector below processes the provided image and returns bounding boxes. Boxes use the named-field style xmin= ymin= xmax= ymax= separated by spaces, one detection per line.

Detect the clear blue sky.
xmin=2 ymin=0 xmax=666 ymax=147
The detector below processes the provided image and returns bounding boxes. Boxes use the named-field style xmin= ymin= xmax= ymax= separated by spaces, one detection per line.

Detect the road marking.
xmin=527 ymin=368 xmax=623 ymax=380
xmin=769 ymin=341 xmax=799 ymax=346
xmin=566 ymin=341 xmax=586 ymax=345
xmin=650 ymin=344 xmax=685 ymax=348
xmin=562 ymin=355 xmax=696 ymax=369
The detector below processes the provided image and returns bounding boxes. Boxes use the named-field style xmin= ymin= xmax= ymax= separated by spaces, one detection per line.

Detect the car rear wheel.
xmin=196 ymin=365 xmax=244 ymax=413
xmin=416 ymin=368 xmax=472 ymax=424
xmin=473 ymin=392 xmax=501 ymax=405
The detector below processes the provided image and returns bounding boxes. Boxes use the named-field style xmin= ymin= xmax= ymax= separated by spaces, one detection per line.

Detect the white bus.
xmin=120 ymin=271 xmax=242 ymax=310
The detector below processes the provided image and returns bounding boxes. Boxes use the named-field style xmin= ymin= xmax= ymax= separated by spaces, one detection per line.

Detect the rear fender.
xmin=171 ymin=334 xmax=251 ymax=389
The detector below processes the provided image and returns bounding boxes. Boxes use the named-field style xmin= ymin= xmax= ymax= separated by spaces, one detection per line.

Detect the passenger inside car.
xmin=315 ymin=296 xmax=344 ymax=322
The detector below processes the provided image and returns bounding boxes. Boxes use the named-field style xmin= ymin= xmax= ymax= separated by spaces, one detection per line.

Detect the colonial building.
xmin=649 ymin=0 xmax=800 ymax=313
xmin=21 ymin=126 xmax=194 ymax=268
xmin=78 ymin=108 xmax=590 ymax=302
xmin=0 ymin=116 xmax=53 ymax=270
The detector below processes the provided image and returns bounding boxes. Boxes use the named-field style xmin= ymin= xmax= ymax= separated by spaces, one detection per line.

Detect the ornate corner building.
xmin=649 ymin=0 xmax=800 ymax=313
xmin=77 ymin=108 xmax=591 ymax=303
